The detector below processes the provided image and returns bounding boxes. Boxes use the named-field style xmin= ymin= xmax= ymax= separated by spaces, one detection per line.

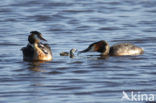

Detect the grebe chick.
xmin=79 ymin=40 xmax=144 ymax=56
xmin=60 ymin=48 xmax=77 ymax=58
xmin=21 ymin=31 xmax=52 ymax=61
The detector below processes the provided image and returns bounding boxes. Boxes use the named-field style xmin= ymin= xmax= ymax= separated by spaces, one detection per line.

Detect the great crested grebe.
xmin=60 ymin=48 xmax=77 ymax=58
xmin=21 ymin=31 xmax=52 ymax=61
xmin=79 ymin=40 xmax=144 ymax=56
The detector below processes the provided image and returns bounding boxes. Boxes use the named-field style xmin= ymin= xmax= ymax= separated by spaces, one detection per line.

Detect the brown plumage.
xmin=21 ymin=31 xmax=52 ymax=61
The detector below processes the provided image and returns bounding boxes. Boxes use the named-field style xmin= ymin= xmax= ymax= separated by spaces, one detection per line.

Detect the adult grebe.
xmin=79 ymin=40 xmax=144 ymax=56
xmin=21 ymin=31 xmax=52 ymax=61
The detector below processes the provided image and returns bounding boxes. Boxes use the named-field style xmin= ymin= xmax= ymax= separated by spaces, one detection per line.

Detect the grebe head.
xmin=28 ymin=31 xmax=47 ymax=44
xmin=70 ymin=48 xmax=77 ymax=58
xmin=79 ymin=40 xmax=110 ymax=55
xmin=70 ymin=48 xmax=77 ymax=54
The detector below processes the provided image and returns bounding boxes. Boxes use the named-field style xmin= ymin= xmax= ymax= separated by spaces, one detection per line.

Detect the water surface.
xmin=0 ymin=0 xmax=156 ymax=103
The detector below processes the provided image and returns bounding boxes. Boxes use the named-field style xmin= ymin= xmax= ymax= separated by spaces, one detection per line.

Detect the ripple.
xmin=11 ymin=1 xmax=42 ymax=7
xmin=44 ymin=2 xmax=73 ymax=7
xmin=47 ymin=71 xmax=63 ymax=75
xmin=0 ymin=42 xmax=19 ymax=46
xmin=31 ymin=15 xmax=52 ymax=22
xmin=74 ymin=91 xmax=93 ymax=95
xmin=72 ymin=70 xmax=90 ymax=74
xmin=0 ymin=8 xmax=12 ymax=13
xmin=62 ymin=9 xmax=94 ymax=13
xmin=98 ymin=27 xmax=122 ymax=31
xmin=76 ymin=26 xmax=92 ymax=31
xmin=145 ymin=9 xmax=156 ymax=13
xmin=111 ymin=37 xmax=156 ymax=43
xmin=138 ymin=20 xmax=156 ymax=25
xmin=143 ymin=28 xmax=156 ymax=32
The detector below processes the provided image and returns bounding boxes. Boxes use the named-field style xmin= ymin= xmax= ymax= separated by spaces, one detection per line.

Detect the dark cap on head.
xmin=78 ymin=40 xmax=109 ymax=55
xmin=28 ymin=31 xmax=47 ymax=44
xmin=30 ymin=31 xmax=41 ymax=35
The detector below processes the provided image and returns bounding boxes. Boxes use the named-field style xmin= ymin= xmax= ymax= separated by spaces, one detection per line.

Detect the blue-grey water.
xmin=0 ymin=0 xmax=156 ymax=103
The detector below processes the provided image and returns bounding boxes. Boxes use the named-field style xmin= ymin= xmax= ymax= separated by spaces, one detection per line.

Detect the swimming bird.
xmin=60 ymin=48 xmax=77 ymax=58
xmin=78 ymin=40 xmax=144 ymax=56
xmin=21 ymin=31 xmax=52 ymax=61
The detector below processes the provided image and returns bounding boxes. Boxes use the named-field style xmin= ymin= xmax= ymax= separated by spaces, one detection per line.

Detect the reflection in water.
xmin=26 ymin=61 xmax=47 ymax=103
xmin=27 ymin=61 xmax=47 ymax=72
xmin=81 ymin=54 xmax=110 ymax=60
xmin=98 ymin=55 xmax=110 ymax=60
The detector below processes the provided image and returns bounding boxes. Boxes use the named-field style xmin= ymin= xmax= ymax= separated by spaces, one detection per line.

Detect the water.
xmin=0 ymin=0 xmax=156 ymax=103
